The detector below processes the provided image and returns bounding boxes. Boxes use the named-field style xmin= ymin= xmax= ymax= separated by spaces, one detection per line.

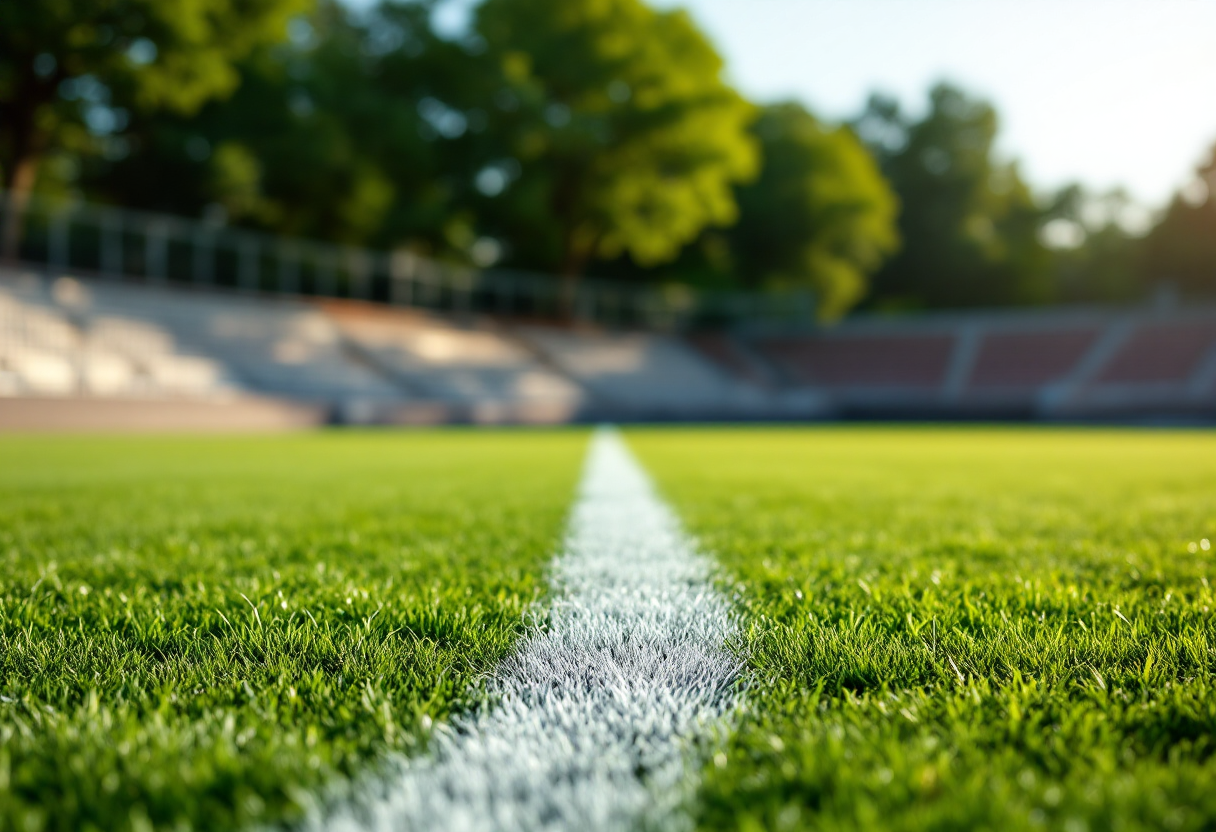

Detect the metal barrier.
xmin=0 ymin=192 xmax=815 ymax=331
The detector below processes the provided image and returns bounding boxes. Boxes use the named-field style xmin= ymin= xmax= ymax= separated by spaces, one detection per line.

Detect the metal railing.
xmin=0 ymin=192 xmax=815 ymax=331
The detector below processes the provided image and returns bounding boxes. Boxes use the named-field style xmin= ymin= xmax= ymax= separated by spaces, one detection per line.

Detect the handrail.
xmin=0 ymin=191 xmax=815 ymax=331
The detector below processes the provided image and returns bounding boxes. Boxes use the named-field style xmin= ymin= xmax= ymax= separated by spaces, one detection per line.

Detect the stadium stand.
xmin=93 ymin=286 xmax=403 ymax=406
xmin=1051 ymin=315 xmax=1216 ymax=418
xmin=517 ymin=326 xmax=793 ymax=419
xmin=757 ymin=332 xmax=955 ymax=389
xmin=670 ymin=309 xmax=1216 ymax=420
xmin=4 ymin=265 xmax=1216 ymax=428
xmin=0 ymin=273 xmax=236 ymax=399
xmin=1095 ymin=320 xmax=1216 ymax=385
xmin=965 ymin=328 xmax=1101 ymax=390
xmin=684 ymin=333 xmax=782 ymax=389
xmin=320 ymin=300 xmax=585 ymax=422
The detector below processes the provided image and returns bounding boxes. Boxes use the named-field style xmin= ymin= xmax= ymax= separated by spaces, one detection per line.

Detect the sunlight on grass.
xmin=631 ymin=427 xmax=1216 ymax=832
xmin=0 ymin=430 xmax=586 ymax=832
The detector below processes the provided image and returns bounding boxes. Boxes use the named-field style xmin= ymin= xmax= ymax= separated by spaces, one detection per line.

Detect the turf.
xmin=629 ymin=427 xmax=1216 ymax=832
xmin=0 ymin=430 xmax=586 ymax=832
xmin=8 ymin=426 xmax=1216 ymax=832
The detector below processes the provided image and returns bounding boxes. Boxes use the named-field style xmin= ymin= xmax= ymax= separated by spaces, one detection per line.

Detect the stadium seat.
xmin=1094 ymin=320 xmax=1216 ymax=384
xmin=519 ymin=326 xmax=771 ymax=417
xmin=321 ymin=300 xmax=584 ymax=418
xmin=965 ymin=328 xmax=1100 ymax=390
xmin=756 ymin=333 xmax=955 ymax=389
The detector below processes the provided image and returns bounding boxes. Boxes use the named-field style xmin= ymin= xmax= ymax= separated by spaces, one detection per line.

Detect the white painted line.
xmin=304 ymin=427 xmax=739 ymax=832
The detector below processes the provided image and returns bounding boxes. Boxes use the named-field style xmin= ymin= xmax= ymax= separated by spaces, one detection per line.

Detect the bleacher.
xmin=92 ymin=283 xmax=406 ymax=406
xmin=3 ymin=266 xmax=1216 ymax=428
xmin=684 ymin=333 xmax=780 ymax=388
xmin=320 ymin=301 xmax=584 ymax=422
xmin=0 ymin=268 xmax=787 ymax=426
xmin=1094 ymin=321 xmax=1216 ymax=385
xmin=732 ymin=309 xmax=1216 ymax=419
xmin=965 ymin=328 xmax=1099 ymax=390
xmin=758 ymin=333 xmax=955 ymax=390
xmin=518 ymin=326 xmax=776 ymax=418
xmin=0 ymin=274 xmax=236 ymax=399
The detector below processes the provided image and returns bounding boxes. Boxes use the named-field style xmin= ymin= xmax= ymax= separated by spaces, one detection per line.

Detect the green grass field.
xmin=0 ymin=431 xmax=586 ymax=832
xmin=630 ymin=427 xmax=1216 ymax=832
xmin=3 ymin=427 xmax=1216 ymax=832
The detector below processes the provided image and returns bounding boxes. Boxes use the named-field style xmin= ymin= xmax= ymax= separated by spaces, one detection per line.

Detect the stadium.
xmin=4 ymin=197 xmax=1216 ymax=429
xmin=4 ymin=1 xmax=1216 ymax=831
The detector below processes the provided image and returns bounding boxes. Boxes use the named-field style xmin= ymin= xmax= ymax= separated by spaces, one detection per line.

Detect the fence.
xmin=0 ymin=192 xmax=815 ymax=331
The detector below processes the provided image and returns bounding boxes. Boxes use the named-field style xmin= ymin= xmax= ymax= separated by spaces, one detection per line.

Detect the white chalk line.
xmin=301 ymin=427 xmax=740 ymax=832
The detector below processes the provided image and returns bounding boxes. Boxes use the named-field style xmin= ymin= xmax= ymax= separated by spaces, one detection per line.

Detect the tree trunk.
xmin=1 ymin=59 xmax=58 ymax=266
xmin=1 ymin=152 xmax=40 ymax=264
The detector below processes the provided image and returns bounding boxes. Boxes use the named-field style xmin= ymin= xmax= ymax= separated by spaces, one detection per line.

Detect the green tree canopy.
xmin=1038 ymin=184 xmax=1145 ymax=304
xmin=87 ymin=0 xmax=485 ymax=250
xmin=1140 ymin=145 xmax=1216 ymax=297
xmin=854 ymin=84 xmax=1050 ymax=310
xmin=727 ymin=103 xmax=899 ymax=320
xmin=472 ymin=0 xmax=758 ymax=279
xmin=0 ymin=0 xmax=306 ymax=256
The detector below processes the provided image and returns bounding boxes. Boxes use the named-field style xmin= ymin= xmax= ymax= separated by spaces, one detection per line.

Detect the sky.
xmin=415 ymin=0 xmax=1216 ymax=209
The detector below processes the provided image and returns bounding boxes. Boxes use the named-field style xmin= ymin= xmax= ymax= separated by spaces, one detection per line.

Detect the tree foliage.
xmin=854 ymin=84 xmax=1050 ymax=310
xmin=87 ymin=1 xmax=481 ymax=249
xmin=473 ymin=0 xmax=758 ymax=277
xmin=728 ymin=103 xmax=899 ymax=320
xmin=1140 ymin=146 xmax=1216 ymax=297
xmin=0 ymin=0 xmax=305 ymax=256
xmin=1039 ymin=185 xmax=1145 ymax=304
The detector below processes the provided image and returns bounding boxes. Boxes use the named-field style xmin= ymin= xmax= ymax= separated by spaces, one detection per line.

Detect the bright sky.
xmin=648 ymin=0 xmax=1216 ymax=209
xmin=409 ymin=0 xmax=1216 ymax=209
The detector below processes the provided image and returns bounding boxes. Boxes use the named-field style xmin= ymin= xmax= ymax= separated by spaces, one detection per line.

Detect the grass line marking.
xmin=304 ymin=427 xmax=739 ymax=832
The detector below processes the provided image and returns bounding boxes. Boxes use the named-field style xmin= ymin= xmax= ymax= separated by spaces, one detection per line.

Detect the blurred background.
xmin=2 ymin=0 xmax=1215 ymax=428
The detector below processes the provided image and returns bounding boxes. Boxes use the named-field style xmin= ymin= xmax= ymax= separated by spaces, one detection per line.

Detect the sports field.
xmin=3 ymin=427 xmax=1216 ymax=831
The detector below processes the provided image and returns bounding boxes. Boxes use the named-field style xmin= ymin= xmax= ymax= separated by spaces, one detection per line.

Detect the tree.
xmin=1039 ymin=185 xmax=1145 ymax=303
xmin=83 ymin=0 xmax=524 ymax=258
xmin=726 ymin=103 xmax=898 ymax=321
xmin=1140 ymin=145 xmax=1216 ymax=297
xmin=0 ymin=0 xmax=306 ymax=259
xmin=84 ymin=1 xmax=406 ymax=245
xmin=854 ymin=84 xmax=1050 ymax=310
xmin=472 ymin=0 xmax=757 ymax=289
